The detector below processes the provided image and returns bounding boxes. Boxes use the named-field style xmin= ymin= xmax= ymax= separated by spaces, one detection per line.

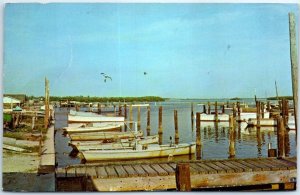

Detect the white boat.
xmin=79 ymin=142 xmax=196 ymax=162
xmin=68 ymin=114 xmax=125 ymax=123
xmin=63 ymin=123 xmax=122 ymax=134
xmin=131 ymin=104 xmax=150 ymax=107
xmin=238 ymin=112 xmax=270 ymax=122
xmin=247 ymin=118 xmax=277 ymax=127
xmin=69 ymin=130 xmax=143 ymax=141
xmin=200 ymin=113 xmax=229 ymax=122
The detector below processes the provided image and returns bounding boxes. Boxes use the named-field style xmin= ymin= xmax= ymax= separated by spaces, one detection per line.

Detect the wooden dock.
xmin=56 ymin=157 xmax=296 ymax=191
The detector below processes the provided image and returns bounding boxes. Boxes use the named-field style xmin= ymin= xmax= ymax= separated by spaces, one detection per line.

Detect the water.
xmin=54 ymin=99 xmax=296 ymax=167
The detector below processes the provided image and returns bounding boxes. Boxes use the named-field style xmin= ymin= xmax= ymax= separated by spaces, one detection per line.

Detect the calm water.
xmin=54 ymin=99 xmax=296 ymax=167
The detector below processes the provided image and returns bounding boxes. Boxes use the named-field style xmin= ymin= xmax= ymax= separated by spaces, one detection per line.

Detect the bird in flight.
xmin=144 ymin=72 xmax=147 ymax=75
xmin=101 ymin=73 xmax=112 ymax=82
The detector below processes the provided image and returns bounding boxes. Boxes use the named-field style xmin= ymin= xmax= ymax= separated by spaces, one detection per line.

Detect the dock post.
xmin=282 ymin=99 xmax=289 ymax=128
xmin=289 ymin=12 xmax=298 ymax=141
xmin=196 ymin=112 xmax=202 ymax=160
xmin=146 ymin=106 xmax=151 ymax=136
xmin=191 ymin=103 xmax=194 ymax=128
xmin=97 ymin=103 xmax=101 ymax=114
xmin=207 ymin=102 xmax=211 ymax=114
xmin=277 ymin=117 xmax=286 ymax=158
xmin=175 ymin=163 xmax=191 ymax=191
xmin=237 ymin=102 xmax=241 ymax=122
xmin=113 ymin=104 xmax=116 ymax=116
xmin=203 ymin=105 xmax=206 ymax=114
xmin=124 ymin=104 xmax=127 ymax=131
xmin=215 ymin=101 xmax=218 ymax=122
xmin=267 ymin=101 xmax=271 ymax=112
xmin=222 ymin=104 xmax=225 ymax=114
xmin=44 ymin=77 xmax=49 ymax=129
xmin=232 ymin=103 xmax=236 ymax=124
xmin=174 ymin=110 xmax=179 ymax=144
xmin=228 ymin=114 xmax=235 ymax=158
xmin=158 ymin=106 xmax=163 ymax=145
xmin=129 ymin=104 xmax=133 ymax=130
xmin=256 ymin=101 xmax=261 ymax=128
xmin=268 ymin=143 xmax=277 ymax=157
xmin=137 ymin=106 xmax=141 ymax=130
xmin=118 ymin=103 xmax=122 ymax=116
xmin=261 ymin=102 xmax=265 ymax=119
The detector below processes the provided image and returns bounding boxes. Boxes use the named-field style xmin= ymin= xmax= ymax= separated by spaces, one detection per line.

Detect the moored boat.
xmin=200 ymin=113 xmax=229 ymax=122
xmin=79 ymin=142 xmax=196 ymax=162
xmin=69 ymin=130 xmax=143 ymax=141
xmin=68 ymin=114 xmax=125 ymax=123
xmin=63 ymin=123 xmax=122 ymax=134
xmin=247 ymin=118 xmax=277 ymax=127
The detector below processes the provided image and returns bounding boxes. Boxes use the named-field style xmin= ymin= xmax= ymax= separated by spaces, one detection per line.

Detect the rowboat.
xmin=68 ymin=114 xmax=125 ymax=123
xmin=69 ymin=130 xmax=143 ymax=141
xmin=200 ymin=113 xmax=229 ymax=122
xmin=63 ymin=123 xmax=122 ymax=134
xmin=79 ymin=142 xmax=196 ymax=162
xmin=68 ymin=135 xmax=159 ymax=156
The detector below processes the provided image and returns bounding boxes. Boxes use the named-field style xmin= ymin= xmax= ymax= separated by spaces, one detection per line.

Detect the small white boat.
xmin=68 ymin=114 xmax=125 ymax=123
xmin=247 ymin=118 xmax=277 ymax=127
xmin=69 ymin=130 xmax=143 ymax=141
xmin=63 ymin=123 xmax=122 ymax=134
xmin=79 ymin=142 xmax=196 ymax=162
xmin=131 ymin=104 xmax=150 ymax=107
xmin=238 ymin=112 xmax=270 ymax=122
xmin=200 ymin=113 xmax=229 ymax=122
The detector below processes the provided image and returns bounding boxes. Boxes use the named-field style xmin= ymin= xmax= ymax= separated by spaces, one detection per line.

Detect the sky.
xmin=3 ymin=3 xmax=299 ymax=98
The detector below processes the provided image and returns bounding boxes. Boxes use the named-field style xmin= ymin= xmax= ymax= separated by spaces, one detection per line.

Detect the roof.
xmin=3 ymin=96 xmax=21 ymax=104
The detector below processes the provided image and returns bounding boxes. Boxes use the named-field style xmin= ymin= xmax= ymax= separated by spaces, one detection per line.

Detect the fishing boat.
xmin=63 ymin=123 xmax=122 ymax=134
xmin=68 ymin=135 xmax=159 ymax=156
xmin=79 ymin=142 xmax=196 ymax=162
xmin=68 ymin=113 xmax=125 ymax=123
xmin=68 ymin=130 xmax=143 ymax=141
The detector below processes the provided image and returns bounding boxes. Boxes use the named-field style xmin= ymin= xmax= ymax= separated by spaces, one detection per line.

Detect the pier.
xmin=56 ymin=157 xmax=296 ymax=191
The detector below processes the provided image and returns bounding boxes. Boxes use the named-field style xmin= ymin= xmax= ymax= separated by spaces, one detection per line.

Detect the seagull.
xmin=100 ymin=73 xmax=112 ymax=82
xmin=144 ymin=72 xmax=147 ymax=75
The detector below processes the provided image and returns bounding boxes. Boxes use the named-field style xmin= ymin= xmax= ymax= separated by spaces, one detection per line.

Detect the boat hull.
xmin=69 ymin=131 xmax=143 ymax=141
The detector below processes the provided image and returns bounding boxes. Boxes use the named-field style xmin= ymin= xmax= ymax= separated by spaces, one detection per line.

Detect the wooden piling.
xmin=222 ymin=104 xmax=225 ymax=114
xmin=175 ymin=163 xmax=191 ymax=191
xmin=137 ymin=106 xmax=141 ymax=130
xmin=97 ymin=103 xmax=101 ymax=114
xmin=118 ymin=104 xmax=122 ymax=116
xmin=237 ymin=102 xmax=241 ymax=122
xmin=277 ymin=117 xmax=286 ymax=158
xmin=228 ymin=114 xmax=235 ymax=158
xmin=267 ymin=101 xmax=270 ymax=112
xmin=196 ymin=112 xmax=201 ymax=160
xmin=44 ymin=77 xmax=50 ymax=129
xmin=215 ymin=101 xmax=218 ymax=122
xmin=289 ymin=12 xmax=298 ymax=139
xmin=174 ymin=110 xmax=179 ymax=145
xmin=261 ymin=102 xmax=265 ymax=119
xmin=191 ymin=103 xmax=194 ymax=128
xmin=158 ymin=106 xmax=163 ymax=145
xmin=203 ymin=105 xmax=206 ymax=114
xmin=146 ymin=106 xmax=151 ymax=136
xmin=129 ymin=104 xmax=133 ymax=130
xmin=114 ymin=105 xmax=116 ymax=116
xmin=124 ymin=104 xmax=127 ymax=131
xmin=256 ymin=101 xmax=261 ymax=128
xmin=207 ymin=102 xmax=211 ymax=114
xmin=268 ymin=143 xmax=277 ymax=157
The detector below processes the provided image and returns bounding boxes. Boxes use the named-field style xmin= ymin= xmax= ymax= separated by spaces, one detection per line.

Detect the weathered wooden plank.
xmin=263 ymin=159 xmax=288 ymax=170
xmin=123 ymin=165 xmax=138 ymax=177
xmin=196 ymin=163 xmax=218 ymax=174
xmin=151 ymin=164 xmax=168 ymax=176
xmin=132 ymin=165 xmax=148 ymax=177
xmin=203 ymin=162 xmax=226 ymax=173
xmin=66 ymin=167 xmax=76 ymax=177
xmin=105 ymin=166 xmax=118 ymax=178
xmin=213 ymin=161 xmax=236 ymax=173
xmin=159 ymin=163 xmax=175 ymax=175
xmin=96 ymin=166 xmax=108 ymax=179
xmin=258 ymin=159 xmax=281 ymax=171
xmin=189 ymin=163 xmax=208 ymax=174
xmin=141 ymin=164 xmax=158 ymax=176
xmin=75 ymin=166 xmax=86 ymax=177
xmin=221 ymin=161 xmax=244 ymax=172
xmin=237 ymin=160 xmax=262 ymax=171
xmin=285 ymin=157 xmax=297 ymax=163
xmin=168 ymin=163 xmax=177 ymax=170
xmin=86 ymin=167 xmax=97 ymax=178
xmin=273 ymin=159 xmax=297 ymax=170
xmin=56 ymin=167 xmax=66 ymax=178
xmin=244 ymin=160 xmax=271 ymax=171
xmin=114 ymin=165 xmax=128 ymax=178
xmin=228 ymin=161 xmax=253 ymax=172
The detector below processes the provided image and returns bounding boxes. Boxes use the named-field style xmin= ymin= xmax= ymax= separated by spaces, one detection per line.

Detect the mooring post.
xmin=289 ymin=12 xmax=298 ymax=141
xmin=256 ymin=101 xmax=261 ymax=128
xmin=44 ymin=77 xmax=49 ymax=129
xmin=261 ymin=102 xmax=265 ymax=119
xmin=268 ymin=143 xmax=277 ymax=157
xmin=277 ymin=116 xmax=286 ymax=158
xmin=237 ymin=101 xmax=241 ymax=122
xmin=97 ymin=103 xmax=101 ymax=114
xmin=113 ymin=104 xmax=116 ymax=116
xmin=229 ymin=114 xmax=235 ymax=158
xmin=232 ymin=103 xmax=236 ymax=122
xmin=203 ymin=104 xmax=206 ymax=114
xmin=208 ymin=101 xmax=211 ymax=114
xmin=267 ymin=101 xmax=270 ymax=112
xmin=222 ymin=104 xmax=225 ymax=114
xmin=196 ymin=112 xmax=201 ymax=160
xmin=124 ymin=104 xmax=127 ymax=131
xmin=191 ymin=102 xmax=194 ymax=128
xmin=118 ymin=103 xmax=122 ymax=116
xmin=174 ymin=110 xmax=179 ymax=145
xmin=158 ymin=106 xmax=163 ymax=145
xmin=215 ymin=101 xmax=218 ymax=122
xmin=137 ymin=106 xmax=141 ymax=130
xmin=175 ymin=163 xmax=191 ymax=191
xmin=146 ymin=105 xmax=151 ymax=136
xmin=129 ymin=104 xmax=133 ymax=130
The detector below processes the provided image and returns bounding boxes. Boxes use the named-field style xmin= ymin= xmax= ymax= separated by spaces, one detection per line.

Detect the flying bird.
xmin=100 ymin=73 xmax=112 ymax=82
xmin=144 ymin=72 xmax=147 ymax=75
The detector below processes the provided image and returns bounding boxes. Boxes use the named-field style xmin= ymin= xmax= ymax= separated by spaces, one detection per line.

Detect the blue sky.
xmin=3 ymin=3 xmax=299 ymax=98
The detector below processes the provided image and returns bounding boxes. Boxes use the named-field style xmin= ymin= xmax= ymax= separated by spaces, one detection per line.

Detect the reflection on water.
xmin=54 ymin=101 xmax=296 ymax=167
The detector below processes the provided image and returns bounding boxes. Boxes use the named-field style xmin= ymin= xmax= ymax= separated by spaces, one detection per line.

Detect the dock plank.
xmin=285 ymin=157 xmax=297 ymax=163
xmin=244 ymin=160 xmax=270 ymax=171
xmin=273 ymin=159 xmax=297 ymax=170
xmin=56 ymin=168 xmax=66 ymax=178
xmin=196 ymin=163 xmax=218 ymax=174
xmin=189 ymin=163 xmax=208 ymax=174
xmin=75 ymin=166 xmax=86 ymax=177
xmin=66 ymin=167 xmax=76 ymax=177
xmin=141 ymin=164 xmax=158 ymax=176
xmin=96 ymin=166 xmax=108 ymax=179
xmin=229 ymin=161 xmax=253 ymax=172
xmin=105 ymin=166 xmax=118 ymax=178
xmin=203 ymin=162 xmax=226 ymax=173
xmin=151 ymin=164 xmax=168 ymax=176
xmin=114 ymin=165 xmax=128 ymax=178
xmin=86 ymin=167 xmax=97 ymax=178
xmin=263 ymin=159 xmax=288 ymax=170
xmin=221 ymin=161 xmax=244 ymax=172
xmin=168 ymin=163 xmax=177 ymax=170
xmin=132 ymin=165 xmax=148 ymax=177
xmin=258 ymin=159 xmax=280 ymax=171
xmin=237 ymin=160 xmax=262 ymax=171
xmin=159 ymin=163 xmax=175 ymax=175
xmin=123 ymin=165 xmax=138 ymax=177
xmin=214 ymin=161 xmax=236 ymax=173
